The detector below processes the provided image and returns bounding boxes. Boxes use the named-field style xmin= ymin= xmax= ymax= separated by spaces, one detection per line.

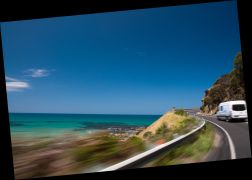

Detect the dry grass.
xmin=137 ymin=112 xmax=191 ymax=139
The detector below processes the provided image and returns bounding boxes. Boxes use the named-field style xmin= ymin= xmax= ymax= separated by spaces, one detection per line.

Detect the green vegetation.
xmin=143 ymin=131 xmax=152 ymax=138
xmin=72 ymin=135 xmax=120 ymax=166
xmin=142 ymin=113 xmax=199 ymax=144
xmin=149 ymin=122 xmax=172 ymax=142
xmin=147 ymin=123 xmax=214 ymax=166
xmin=33 ymin=139 xmax=55 ymax=150
xmin=174 ymin=109 xmax=188 ymax=116
xmin=12 ymin=112 xmax=203 ymax=179
xmin=124 ymin=136 xmax=146 ymax=152
xmin=201 ymin=52 xmax=246 ymax=114
xmin=174 ymin=117 xmax=198 ymax=135
xmin=72 ymin=134 xmax=147 ymax=168
xmin=156 ymin=123 xmax=169 ymax=135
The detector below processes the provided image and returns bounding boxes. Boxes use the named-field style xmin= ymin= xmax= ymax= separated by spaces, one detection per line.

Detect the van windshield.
xmin=232 ymin=104 xmax=246 ymax=111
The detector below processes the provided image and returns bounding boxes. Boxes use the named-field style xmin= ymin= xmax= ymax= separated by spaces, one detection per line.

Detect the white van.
xmin=216 ymin=100 xmax=248 ymax=121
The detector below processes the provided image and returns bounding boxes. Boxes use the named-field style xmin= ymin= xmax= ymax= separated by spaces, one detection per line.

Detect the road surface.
xmin=185 ymin=109 xmax=251 ymax=159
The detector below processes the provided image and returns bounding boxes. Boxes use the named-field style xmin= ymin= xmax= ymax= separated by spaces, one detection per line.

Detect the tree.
xmin=231 ymin=52 xmax=244 ymax=88
xmin=233 ymin=52 xmax=243 ymax=71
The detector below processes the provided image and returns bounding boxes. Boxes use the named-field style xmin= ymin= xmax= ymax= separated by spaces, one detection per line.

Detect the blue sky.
xmin=1 ymin=1 xmax=241 ymax=115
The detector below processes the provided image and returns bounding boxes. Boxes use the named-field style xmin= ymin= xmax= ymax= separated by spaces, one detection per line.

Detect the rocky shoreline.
xmin=73 ymin=125 xmax=147 ymax=141
xmin=108 ymin=126 xmax=146 ymax=141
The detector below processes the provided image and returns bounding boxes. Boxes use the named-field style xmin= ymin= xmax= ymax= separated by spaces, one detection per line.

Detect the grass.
xmin=72 ymin=135 xmax=121 ymax=166
xmin=147 ymin=123 xmax=214 ymax=166
xmin=142 ymin=115 xmax=199 ymax=144
xmin=12 ymin=111 xmax=205 ymax=179
xmin=174 ymin=117 xmax=198 ymax=135
xmin=72 ymin=134 xmax=147 ymax=168
xmin=143 ymin=131 xmax=152 ymax=138
xmin=138 ymin=111 xmax=195 ymax=141
xmin=13 ymin=132 xmax=148 ymax=179
xmin=143 ymin=122 xmax=173 ymax=144
xmin=174 ymin=109 xmax=188 ymax=116
xmin=125 ymin=136 xmax=146 ymax=152
xmin=32 ymin=139 xmax=55 ymax=150
xmin=156 ymin=123 xmax=169 ymax=135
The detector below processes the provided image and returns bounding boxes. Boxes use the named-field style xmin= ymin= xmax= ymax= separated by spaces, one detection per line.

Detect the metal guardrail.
xmin=100 ymin=117 xmax=206 ymax=172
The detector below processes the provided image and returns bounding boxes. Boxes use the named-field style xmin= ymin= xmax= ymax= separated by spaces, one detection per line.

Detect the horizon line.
xmin=8 ymin=112 xmax=164 ymax=116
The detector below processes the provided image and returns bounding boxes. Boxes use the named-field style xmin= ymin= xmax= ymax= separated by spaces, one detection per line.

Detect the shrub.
xmin=124 ymin=136 xmax=146 ymax=152
xmin=156 ymin=123 xmax=169 ymax=135
xmin=174 ymin=109 xmax=188 ymax=116
xmin=72 ymin=135 xmax=120 ymax=165
xmin=174 ymin=117 xmax=197 ymax=134
xmin=143 ymin=131 xmax=152 ymax=139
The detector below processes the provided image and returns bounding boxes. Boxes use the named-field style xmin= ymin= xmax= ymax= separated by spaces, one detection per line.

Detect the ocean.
xmin=9 ymin=113 xmax=161 ymax=137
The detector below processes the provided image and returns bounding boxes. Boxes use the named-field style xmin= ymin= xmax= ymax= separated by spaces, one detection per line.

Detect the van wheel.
xmin=226 ymin=117 xmax=231 ymax=122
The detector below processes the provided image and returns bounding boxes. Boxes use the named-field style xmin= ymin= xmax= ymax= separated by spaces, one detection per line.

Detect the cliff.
xmin=200 ymin=52 xmax=246 ymax=115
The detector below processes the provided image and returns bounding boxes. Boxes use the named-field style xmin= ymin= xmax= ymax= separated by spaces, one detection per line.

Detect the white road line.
xmin=202 ymin=118 xmax=236 ymax=159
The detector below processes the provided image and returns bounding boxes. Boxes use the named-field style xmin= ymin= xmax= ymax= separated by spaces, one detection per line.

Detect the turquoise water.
xmin=9 ymin=113 xmax=161 ymax=137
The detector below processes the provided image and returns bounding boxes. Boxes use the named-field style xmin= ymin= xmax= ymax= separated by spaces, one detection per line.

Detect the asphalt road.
xmin=185 ymin=109 xmax=251 ymax=160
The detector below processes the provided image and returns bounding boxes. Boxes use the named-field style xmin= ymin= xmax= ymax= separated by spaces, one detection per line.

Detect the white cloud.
xmin=5 ymin=76 xmax=30 ymax=92
xmin=6 ymin=76 xmax=19 ymax=82
xmin=24 ymin=68 xmax=53 ymax=78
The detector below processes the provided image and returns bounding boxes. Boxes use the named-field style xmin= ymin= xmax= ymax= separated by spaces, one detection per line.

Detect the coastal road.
xmin=185 ymin=109 xmax=251 ymax=160
xmin=100 ymin=110 xmax=251 ymax=171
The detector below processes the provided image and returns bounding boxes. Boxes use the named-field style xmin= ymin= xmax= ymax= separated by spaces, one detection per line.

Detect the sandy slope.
xmin=137 ymin=111 xmax=188 ymax=138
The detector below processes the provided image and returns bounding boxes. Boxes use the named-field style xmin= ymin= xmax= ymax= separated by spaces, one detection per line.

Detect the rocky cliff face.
xmin=200 ymin=52 xmax=246 ymax=115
